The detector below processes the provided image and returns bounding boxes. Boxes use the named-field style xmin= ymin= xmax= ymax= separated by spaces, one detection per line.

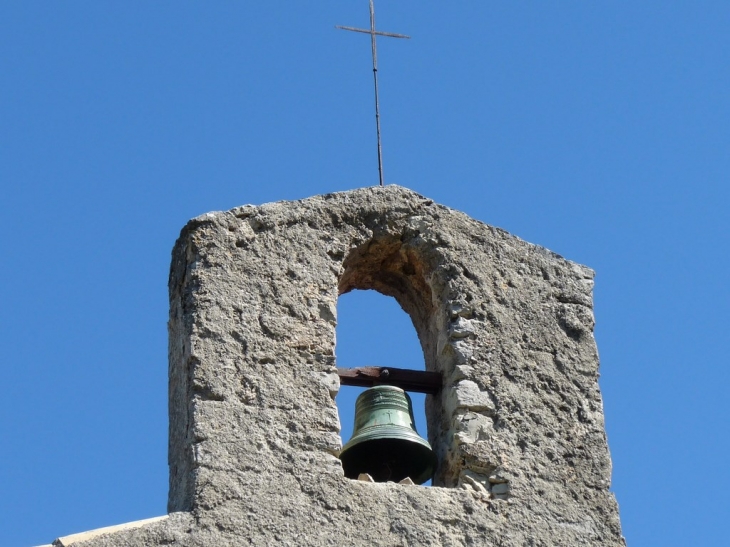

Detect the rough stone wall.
xmin=70 ymin=185 xmax=624 ymax=546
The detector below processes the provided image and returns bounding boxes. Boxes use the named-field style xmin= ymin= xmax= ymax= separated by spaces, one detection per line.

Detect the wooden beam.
xmin=337 ymin=366 xmax=442 ymax=395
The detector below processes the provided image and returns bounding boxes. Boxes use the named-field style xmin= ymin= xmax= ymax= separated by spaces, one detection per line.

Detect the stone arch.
xmin=338 ymin=234 xmax=439 ymax=373
xmin=336 ymin=231 xmax=452 ymax=483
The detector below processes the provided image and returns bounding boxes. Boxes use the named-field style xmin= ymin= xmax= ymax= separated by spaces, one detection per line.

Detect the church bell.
xmin=339 ymin=385 xmax=436 ymax=484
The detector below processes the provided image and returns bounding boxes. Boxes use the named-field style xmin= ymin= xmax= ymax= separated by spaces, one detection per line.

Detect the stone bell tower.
xmin=43 ymin=185 xmax=624 ymax=546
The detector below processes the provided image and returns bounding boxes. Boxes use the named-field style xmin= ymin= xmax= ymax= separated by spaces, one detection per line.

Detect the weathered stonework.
xmin=51 ymin=185 xmax=624 ymax=546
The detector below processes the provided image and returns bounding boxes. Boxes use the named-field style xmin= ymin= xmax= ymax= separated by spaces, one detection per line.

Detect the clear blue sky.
xmin=2 ymin=2 xmax=728 ymax=546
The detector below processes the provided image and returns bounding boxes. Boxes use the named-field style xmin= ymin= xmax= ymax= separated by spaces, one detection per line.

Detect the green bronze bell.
xmin=339 ymin=385 xmax=436 ymax=484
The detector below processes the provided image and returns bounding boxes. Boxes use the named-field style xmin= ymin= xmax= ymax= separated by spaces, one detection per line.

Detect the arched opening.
xmin=335 ymin=289 xmax=431 ymax=484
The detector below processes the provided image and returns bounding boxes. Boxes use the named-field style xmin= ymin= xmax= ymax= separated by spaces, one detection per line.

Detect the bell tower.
xmin=42 ymin=185 xmax=624 ymax=546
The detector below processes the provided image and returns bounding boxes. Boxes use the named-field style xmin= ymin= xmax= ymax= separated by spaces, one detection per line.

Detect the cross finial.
xmin=337 ymin=0 xmax=410 ymax=187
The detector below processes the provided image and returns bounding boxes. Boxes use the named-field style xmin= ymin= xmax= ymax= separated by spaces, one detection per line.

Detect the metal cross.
xmin=337 ymin=0 xmax=410 ymax=187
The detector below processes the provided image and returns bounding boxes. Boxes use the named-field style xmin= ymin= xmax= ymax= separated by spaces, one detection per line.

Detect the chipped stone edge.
xmin=52 ymin=515 xmax=168 ymax=546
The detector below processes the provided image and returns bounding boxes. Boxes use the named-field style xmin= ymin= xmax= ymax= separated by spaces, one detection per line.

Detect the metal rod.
xmin=335 ymin=26 xmax=409 ymax=39
xmin=369 ymin=0 xmax=384 ymax=187
xmin=336 ymin=1 xmax=410 ymax=187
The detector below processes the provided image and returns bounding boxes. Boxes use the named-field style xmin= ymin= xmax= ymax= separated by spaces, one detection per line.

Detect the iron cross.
xmin=337 ymin=0 xmax=410 ymax=187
